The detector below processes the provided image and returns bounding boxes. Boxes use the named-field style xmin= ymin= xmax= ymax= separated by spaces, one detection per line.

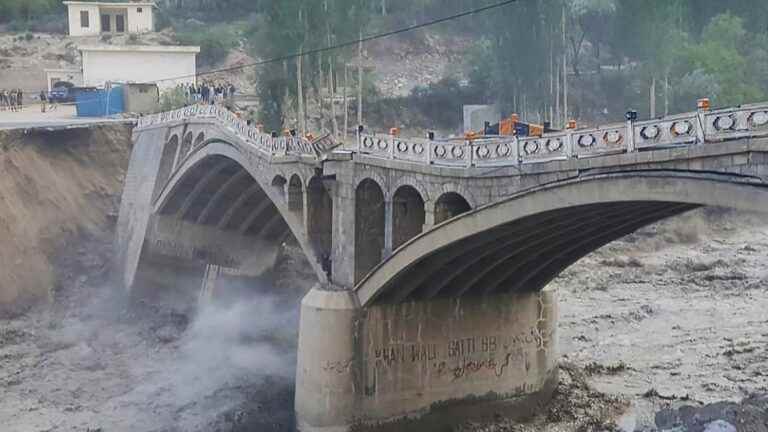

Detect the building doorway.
xmin=101 ymin=14 xmax=111 ymax=32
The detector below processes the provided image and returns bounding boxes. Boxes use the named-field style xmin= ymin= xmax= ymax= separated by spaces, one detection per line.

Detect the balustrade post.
xmin=565 ymin=131 xmax=574 ymax=159
xmin=426 ymin=141 xmax=433 ymax=165
xmin=357 ymin=131 xmax=363 ymax=153
xmin=389 ymin=136 xmax=395 ymax=159
xmin=467 ymin=141 xmax=474 ymax=168
xmin=626 ymin=120 xmax=636 ymax=153
xmin=696 ymin=111 xmax=707 ymax=145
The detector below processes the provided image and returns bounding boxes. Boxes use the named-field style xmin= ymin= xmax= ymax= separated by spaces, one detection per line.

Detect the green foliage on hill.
xmin=175 ymin=23 xmax=243 ymax=67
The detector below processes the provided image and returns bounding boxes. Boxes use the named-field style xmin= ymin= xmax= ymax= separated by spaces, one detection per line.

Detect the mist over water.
xmin=150 ymin=277 xmax=303 ymax=431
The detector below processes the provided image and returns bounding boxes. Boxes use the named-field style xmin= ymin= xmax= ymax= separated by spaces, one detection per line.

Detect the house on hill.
xmin=64 ymin=1 xmax=156 ymax=37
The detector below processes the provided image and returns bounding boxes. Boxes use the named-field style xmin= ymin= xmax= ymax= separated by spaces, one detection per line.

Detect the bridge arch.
xmin=434 ymin=191 xmax=472 ymax=224
xmin=288 ymin=174 xmax=304 ymax=216
xmin=307 ymin=176 xmax=333 ymax=275
xmin=271 ymin=175 xmax=287 ymax=198
xmin=154 ymin=134 xmax=179 ymax=199
xmin=152 ymin=141 xmax=327 ymax=283
xmin=391 ymin=176 xmax=431 ymax=204
xmin=194 ymin=132 xmax=206 ymax=149
xmin=355 ymin=172 xmax=389 ymax=200
xmin=392 ymin=185 xmax=426 ymax=250
xmin=180 ymin=131 xmax=194 ymax=160
xmin=355 ymin=178 xmax=386 ymax=283
xmin=355 ymin=172 xmax=768 ymax=306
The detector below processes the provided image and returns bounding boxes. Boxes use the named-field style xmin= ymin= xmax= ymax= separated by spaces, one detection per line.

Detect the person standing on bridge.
xmin=16 ymin=88 xmax=23 ymax=111
xmin=39 ymin=90 xmax=47 ymax=113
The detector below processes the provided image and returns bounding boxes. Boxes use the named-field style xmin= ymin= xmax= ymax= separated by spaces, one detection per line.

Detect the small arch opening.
xmin=194 ymin=132 xmax=205 ymax=148
xmin=154 ymin=134 xmax=179 ymax=200
xmin=271 ymin=175 xmax=287 ymax=197
xmin=393 ymin=185 xmax=425 ymax=249
xmin=435 ymin=192 xmax=471 ymax=224
xmin=355 ymin=178 xmax=385 ymax=282
xmin=307 ymin=176 xmax=333 ymax=276
xmin=180 ymin=132 xmax=194 ymax=160
xmin=288 ymin=175 xmax=304 ymax=215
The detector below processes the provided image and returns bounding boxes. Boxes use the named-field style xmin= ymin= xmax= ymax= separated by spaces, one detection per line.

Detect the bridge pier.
xmin=295 ymin=285 xmax=559 ymax=431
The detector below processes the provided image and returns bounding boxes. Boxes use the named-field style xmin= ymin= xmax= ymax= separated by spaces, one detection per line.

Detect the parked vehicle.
xmin=48 ymin=81 xmax=75 ymax=103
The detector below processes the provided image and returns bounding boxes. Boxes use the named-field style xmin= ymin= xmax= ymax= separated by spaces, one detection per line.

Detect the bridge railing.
xmin=136 ymin=105 xmax=317 ymax=157
xmin=357 ymin=102 xmax=768 ymax=168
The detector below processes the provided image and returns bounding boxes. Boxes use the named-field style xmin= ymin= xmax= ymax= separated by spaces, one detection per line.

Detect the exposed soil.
xmin=0 ymin=125 xmax=132 ymax=309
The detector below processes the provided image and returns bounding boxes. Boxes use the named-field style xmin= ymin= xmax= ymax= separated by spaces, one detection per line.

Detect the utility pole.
xmin=357 ymin=30 xmax=363 ymax=127
xmin=297 ymin=7 xmax=306 ymax=135
xmin=344 ymin=64 xmax=349 ymax=141
xmin=297 ymin=46 xmax=305 ymax=135
xmin=562 ymin=5 xmax=568 ymax=127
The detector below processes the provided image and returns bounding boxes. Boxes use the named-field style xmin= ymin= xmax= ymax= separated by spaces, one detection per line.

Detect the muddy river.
xmin=0 ymin=209 xmax=766 ymax=431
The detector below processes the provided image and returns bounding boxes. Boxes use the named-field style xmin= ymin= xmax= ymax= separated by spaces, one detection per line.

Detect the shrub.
xmin=175 ymin=24 xmax=239 ymax=67
xmin=158 ymin=87 xmax=188 ymax=112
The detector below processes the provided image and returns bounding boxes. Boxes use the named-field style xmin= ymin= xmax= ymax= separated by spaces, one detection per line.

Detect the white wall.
xmin=82 ymin=49 xmax=197 ymax=90
xmin=67 ymin=4 xmax=153 ymax=36
xmin=67 ymin=5 xmax=101 ymax=36
xmin=127 ymin=6 xmax=154 ymax=33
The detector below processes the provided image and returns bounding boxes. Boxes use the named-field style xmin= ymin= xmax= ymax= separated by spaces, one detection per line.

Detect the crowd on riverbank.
xmin=0 ymin=88 xmax=24 ymax=112
xmin=178 ymin=81 xmax=237 ymax=105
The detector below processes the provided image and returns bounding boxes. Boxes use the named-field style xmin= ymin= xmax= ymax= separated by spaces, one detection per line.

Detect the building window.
xmin=137 ymin=7 xmax=143 ymax=13
xmin=116 ymin=15 xmax=125 ymax=33
xmin=80 ymin=10 xmax=89 ymax=28
xmin=101 ymin=14 xmax=111 ymax=32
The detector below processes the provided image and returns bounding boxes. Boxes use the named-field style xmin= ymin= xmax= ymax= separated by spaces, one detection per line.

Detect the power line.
xmin=4 ymin=1 xmax=517 ymax=93
xmin=124 ymin=0 xmax=518 ymax=85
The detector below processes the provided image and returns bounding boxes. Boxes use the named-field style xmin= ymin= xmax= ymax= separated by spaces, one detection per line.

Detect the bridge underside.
xmin=374 ymin=201 xmax=698 ymax=304
xmin=157 ymin=155 xmax=292 ymax=241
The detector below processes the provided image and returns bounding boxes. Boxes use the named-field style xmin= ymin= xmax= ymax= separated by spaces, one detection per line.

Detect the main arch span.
xmin=116 ymin=103 xmax=768 ymax=431
xmin=355 ymin=172 xmax=768 ymax=306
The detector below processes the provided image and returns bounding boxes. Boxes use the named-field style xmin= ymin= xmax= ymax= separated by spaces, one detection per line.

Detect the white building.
xmin=79 ymin=45 xmax=200 ymax=90
xmin=64 ymin=1 xmax=156 ymax=37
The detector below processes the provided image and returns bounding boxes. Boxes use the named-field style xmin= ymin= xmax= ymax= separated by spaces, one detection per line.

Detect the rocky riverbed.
xmin=1 ymin=209 xmax=767 ymax=431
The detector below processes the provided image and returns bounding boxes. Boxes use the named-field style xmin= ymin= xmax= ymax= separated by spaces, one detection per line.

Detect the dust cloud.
xmin=0 ymin=238 xmax=308 ymax=432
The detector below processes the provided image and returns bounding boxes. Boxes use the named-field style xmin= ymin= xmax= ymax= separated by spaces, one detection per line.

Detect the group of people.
xmin=0 ymin=89 xmax=24 ymax=112
xmin=178 ymin=81 xmax=237 ymax=105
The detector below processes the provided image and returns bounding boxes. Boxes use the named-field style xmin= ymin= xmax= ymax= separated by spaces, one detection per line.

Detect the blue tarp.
xmin=75 ymin=86 xmax=124 ymax=117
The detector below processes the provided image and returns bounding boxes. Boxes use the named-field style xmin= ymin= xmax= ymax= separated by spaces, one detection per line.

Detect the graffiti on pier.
xmin=374 ymin=343 xmax=439 ymax=367
xmin=368 ymin=325 xmax=554 ymax=384
xmin=435 ymin=348 xmax=529 ymax=381
xmin=322 ymin=359 xmax=354 ymax=374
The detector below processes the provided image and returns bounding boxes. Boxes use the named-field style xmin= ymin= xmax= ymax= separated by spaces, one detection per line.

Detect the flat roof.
xmin=43 ymin=68 xmax=82 ymax=73
xmin=63 ymin=1 xmax=157 ymax=7
xmin=78 ymin=45 xmax=200 ymax=54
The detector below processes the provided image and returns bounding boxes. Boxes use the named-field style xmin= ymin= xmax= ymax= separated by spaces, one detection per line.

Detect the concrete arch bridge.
xmin=116 ymin=102 xmax=768 ymax=431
